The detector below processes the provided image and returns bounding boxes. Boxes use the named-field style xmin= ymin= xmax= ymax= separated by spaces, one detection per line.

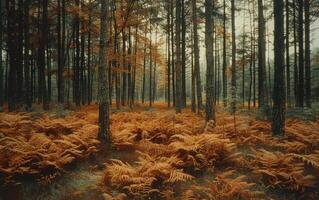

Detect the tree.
xmin=74 ymin=0 xmax=81 ymax=107
xmin=258 ymin=0 xmax=268 ymax=115
xmin=286 ymin=0 xmax=291 ymax=106
xmin=205 ymin=0 xmax=216 ymax=123
xmin=297 ymin=0 xmax=304 ymax=107
xmin=57 ymin=0 xmax=64 ymax=105
xmin=24 ymin=0 xmax=31 ymax=110
xmin=98 ymin=0 xmax=111 ymax=143
xmin=0 ymin=0 xmax=3 ymax=110
xmin=272 ymin=0 xmax=286 ymax=136
xmin=41 ymin=0 xmax=49 ymax=110
xmin=166 ymin=0 xmax=171 ymax=107
xmin=192 ymin=0 xmax=202 ymax=113
xmin=222 ymin=0 xmax=227 ymax=107
xmin=7 ymin=0 xmax=18 ymax=111
xmin=181 ymin=0 xmax=187 ymax=108
xmin=231 ymin=0 xmax=236 ymax=114
xmin=305 ymin=0 xmax=311 ymax=107
xmin=293 ymin=0 xmax=299 ymax=106
xmin=175 ymin=0 xmax=182 ymax=113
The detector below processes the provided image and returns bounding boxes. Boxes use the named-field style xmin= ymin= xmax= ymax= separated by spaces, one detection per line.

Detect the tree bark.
xmin=304 ymin=0 xmax=311 ymax=107
xmin=0 ymin=0 xmax=4 ymax=110
xmin=222 ymin=0 xmax=227 ymax=107
xmin=272 ymin=0 xmax=286 ymax=136
xmin=167 ymin=0 xmax=171 ymax=107
xmin=258 ymin=0 xmax=268 ymax=114
xmin=192 ymin=0 xmax=202 ymax=113
xmin=41 ymin=0 xmax=49 ymax=110
xmin=181 ymin=0 xmax=186 ymax=108
xmin=297 ymin=0 xmax=304 ymax=107
xmin=98 ymin=0 xmax=111 ymax=143
xmin=231 ymin=0 xmax=237 ymax=114
xmin=205 ymin=0 xmax=216 ymax=122
xmin=293 ymin=0 xmax=299 ymax=105
xmin=175 ymin=0 xmax=182 ymax=113
xmin=57 ymin=0 xmax=64 ymax=104
xmin=286 ymin=0 xmax=291 ymax=107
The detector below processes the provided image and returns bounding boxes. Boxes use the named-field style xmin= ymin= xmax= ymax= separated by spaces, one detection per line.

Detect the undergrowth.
xmin=1 ymin=105 xmax=319 ymax=199
xmin=104 ymin=108 xmax=319 ymax=199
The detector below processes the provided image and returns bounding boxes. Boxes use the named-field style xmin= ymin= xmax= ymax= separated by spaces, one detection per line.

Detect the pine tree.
xmin=98 ymin=0 xmax=111 ymax=143
xmin=205 ymin=0 xmax=216 ymax=123
xmin=272 ymin=0 xmax=286 ymax=136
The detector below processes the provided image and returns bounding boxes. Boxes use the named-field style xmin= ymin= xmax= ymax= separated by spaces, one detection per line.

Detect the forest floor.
xmin=0 ymin=103 xmax=319 ymax=200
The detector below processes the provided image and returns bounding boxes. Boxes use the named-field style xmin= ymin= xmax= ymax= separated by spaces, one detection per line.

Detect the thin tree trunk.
xmin=192 ymin=0 xmax=202 ymax=112
xmin=121 ymin=29 xmax=127 ymax=106
xmin=171 ymin=0 xmax=175 ymax=107
xmin=142 ymin=27 xmax=147 ymax=104
xmin=293 ymin=0 xmax=299 ymax=105
xmin=0 ymin=0 xmax=4 ymax=110
xmin=191 ymin=32 xmax=196 ymax=112
xmin=17 ymin=0 xmax=23 ymax=107
xmin=304 ymin=0 xmax=311 ymax=107
xmin=88 ymin=0 xmax=92 ymax=104
xmin=57 ymin=0 xmax=63 ymax=104
xmin=231 ymin=0 xmax=237 ymax=114
xmin=41 ymin=0 xmax=48 ymax=110
xmin=249 ymin=4 xmax=254 ymax=109
xmin=61 ymin=0 xmax=66 ymax=104
xmin=222 ymin=0 xmax=227 ymax=107
xmin=149 ymin=22 xmax=153 ymax=107
xmin=74 ymin=0 xmax=81 ymax=106
xmin=258 ymin=0 xmax=268 ymax=114
xmin=286 ymin=0 xmax=291 ymax=107
xmin=242 ymin=31 xmax=246 ymax=106
xmin=297 ymin=0 xmax=304 ymax=107
xmin=175 ymin=0 xmax=182 ymax=113
xmin=167 ymin=0 xmax=171 ymax=107
xmin=181 ymin=0 xmax=186 ymax=107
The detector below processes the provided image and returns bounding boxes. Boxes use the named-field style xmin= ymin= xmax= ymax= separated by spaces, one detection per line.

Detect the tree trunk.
xmin=17 ymin=0 xmax=23 ymax=107
xmin=121 ymin=28 xmax=127 ymax=106
xmin=258 ymin=0 xmax=268 ymax=116
xmin=272 ymin=0 xmax=286 ymax=136
xmin=191 ymin=33 xmax=196 ymax=113
xmin=175 ymin=0 xmax=182 ymax=113
xmin=231 ymin=0 xmax=237 ymax=114
xmin=149 ymin=22 xmax=153 ymax=107
xmin=205 ymin=0 xmax=216 ymax=122
xmin=0 ymin=0 xmax=4 ymax=110
xmin=286 ymin=0 xmax=291 ymax=107
xmin=61 ymin=0 xmax=66 ymax=104
xmin=88 ymin=0 xmax=92 ymax=104
xmin=171 ymin=0 xmax=175 ymax=106
xmin=304 ymin=0 xmax=311 ymax=107
xmin=41 ymin=0 xmax=48 ymax=110
xmin=293 ymin=0 xmax=299 ymax=105
xmin=192 ymin=0 xmax=202 ymax=113
xmin=142 ymin=27 xmax=147 ymax=104
xmin=57 ymin=0 xmax=63 ymax=104
xmin=98 ymin=0 xmax=111 ymax=143
xmin=74 ymin=0 xmax=81 ymax=107
xmin=181 ymin=0 xmax=186 ymax=108
xmin=222 ymin=0 xmax=227 ymax=107
xmin=297 ymin=0 xmax=304 ymax=107
xmin=167 ymin=0 xmax=171 ymax=107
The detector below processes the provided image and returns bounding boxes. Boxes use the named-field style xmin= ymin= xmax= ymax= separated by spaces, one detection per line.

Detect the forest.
xmin=0 ymin=0 xmax=319 ymax=199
